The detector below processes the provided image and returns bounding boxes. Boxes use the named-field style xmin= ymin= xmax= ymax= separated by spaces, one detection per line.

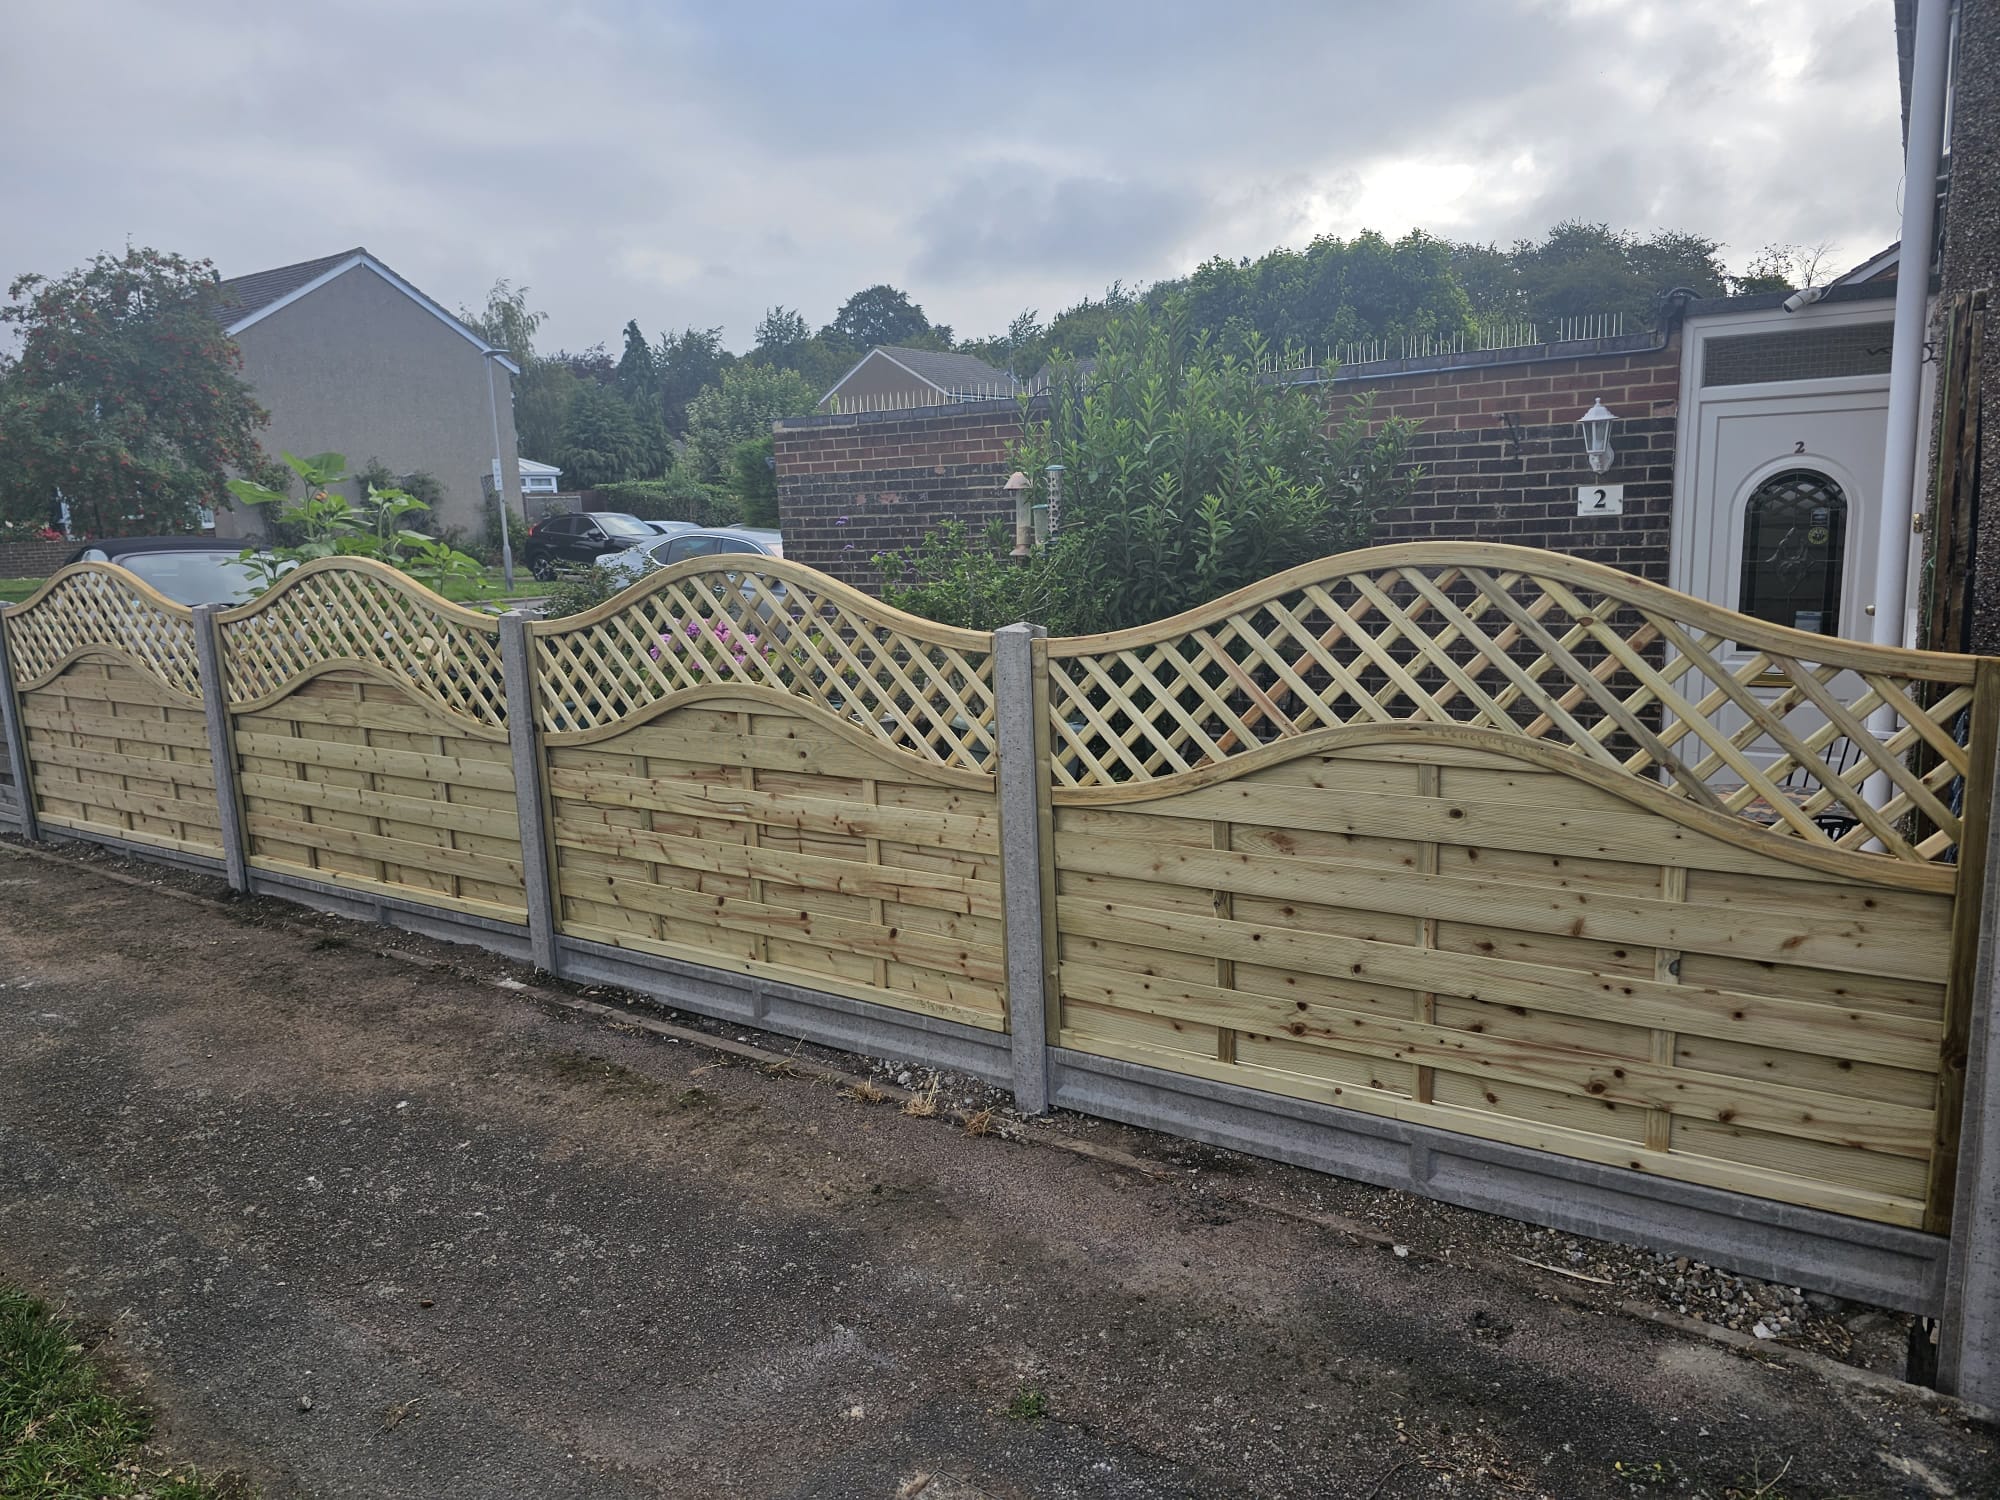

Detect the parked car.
xmin=654 ymin=527 xmax=784 ymax=565
xmin=66 ymin=536 xmax=281 ymax=607
xmin=598 ymin=524 xmax=713 ymax=586
xmin=524 ymin=511 xmax=658 ymax=580
xmin=599 ymin=526 xmax=787 ymax=592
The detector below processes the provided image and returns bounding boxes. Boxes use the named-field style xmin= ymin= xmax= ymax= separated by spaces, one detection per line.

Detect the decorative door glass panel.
xmin=1738 ymin=469 xmax=1847 ymax=635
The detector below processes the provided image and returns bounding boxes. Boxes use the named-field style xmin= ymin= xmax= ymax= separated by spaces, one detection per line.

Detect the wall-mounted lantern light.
xmin=1579 ymin=398 xmax=1617 ymax=476
xmin=1006 ymin=471 xmax=1033 ymax=558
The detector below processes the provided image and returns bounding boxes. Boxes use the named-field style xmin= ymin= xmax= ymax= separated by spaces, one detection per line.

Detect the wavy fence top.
xmin=529 ymin=557 xmax=997 ymax=773
xmin=216 ymin=558 xmax=507 ymax=730
xmin=4 ymin=564 xmax=202 ymax=700
xmin=1045 ymin=542 xmax=1982 ymax=865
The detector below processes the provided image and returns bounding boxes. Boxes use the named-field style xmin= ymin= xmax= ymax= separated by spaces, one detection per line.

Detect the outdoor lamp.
xmin=1579 ymin=398 xmax=1617 ymax=476
xmin=1006 ymin=471 xmax=1033 ymax=558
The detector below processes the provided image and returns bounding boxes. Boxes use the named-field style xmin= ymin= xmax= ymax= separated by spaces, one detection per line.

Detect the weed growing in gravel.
xmin=0 ymin=1286 xmax=244 ymax=1498
xmin=900 ymin=1074 xmax=941 ymax=1118
xmin=1005 ymin=1388 xmax=1048 ymax=1423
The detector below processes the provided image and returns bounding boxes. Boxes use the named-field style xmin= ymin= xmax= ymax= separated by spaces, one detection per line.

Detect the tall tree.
xmin=752 ymin=306 xmax=811 ymax=368
xmin=654 ymin=326 xmax=733 ymax=434
xmin=820 ymin=285 xmax=947 ymax=352
xmin=459 ymin=278 xmax=544 ymax=362
xmin=614 ymin=319 xmax=657 ymax=405
xmin=1491 ymin=222 xmax=1730 ymax=327
xmin=680 ymin=364 xmax=817 ymax=485
xmin=556 ymin=381 xmax=646 ymax=490
xmin=0 ymin=246 xmax=269 ymax=535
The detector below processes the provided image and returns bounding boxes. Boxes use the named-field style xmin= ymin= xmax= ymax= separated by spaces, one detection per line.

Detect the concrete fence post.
xmin=995 ymin=622 xmax=1055 ymax=1114
xmin=0 ymin=605 xmax=41 ymax=842
xmin=499 ymin=612 xmax=560 ymax=975
xmin=192 ymin=604 xmax=249 ymax=892
xmin=1939 ymin=660 xmax=2000 ymax=1409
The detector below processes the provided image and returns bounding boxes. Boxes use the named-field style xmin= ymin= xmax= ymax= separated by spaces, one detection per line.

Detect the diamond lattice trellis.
xmin=4 ymin=565 xmax=202 ymax=700
xmin=531 ymin=562 xmax=996 ymax=772
xmin=218 ymin=559 xmax=507 ymax=729
xmin=1046 ymin=547 xmax=1979 ymax=864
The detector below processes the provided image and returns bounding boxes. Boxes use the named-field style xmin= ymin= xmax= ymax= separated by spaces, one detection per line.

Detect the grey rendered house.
xmin=213 ymin=248 xmax=522 ymax=541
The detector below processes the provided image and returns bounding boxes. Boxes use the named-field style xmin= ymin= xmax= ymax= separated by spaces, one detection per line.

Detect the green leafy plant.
xmin=881 ymin=303 xmax=1420 ymax=634
xmin=225 ymin=449 xmax=492 ymax=599
xmin=727 ymin=435 xmax=779 ymax=528
xmin=1005 ymin=1387 xmax=1049 ymax=1422
xmin=537 ymin=564 xmax=628 ymax=618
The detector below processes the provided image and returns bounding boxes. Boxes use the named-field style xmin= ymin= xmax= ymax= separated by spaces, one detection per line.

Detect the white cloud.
xmin=0 ymin=0 xmax=1907 ymax=351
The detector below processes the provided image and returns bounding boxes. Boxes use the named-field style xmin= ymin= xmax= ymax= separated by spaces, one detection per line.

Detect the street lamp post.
xmin=482 ymin=349 xmax=516 ymax=594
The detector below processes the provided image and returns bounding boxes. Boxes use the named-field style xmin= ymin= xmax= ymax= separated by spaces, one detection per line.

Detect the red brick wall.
xmin=1362 ymin=341 xmax=1681 ymax=583
xmin=775 ymin=401 xmax=1024 ymax=589
xmin=774 ymin=337 xmax=1684 ymax=594
xmin=0 ymin=539 xmax=79 ymax=578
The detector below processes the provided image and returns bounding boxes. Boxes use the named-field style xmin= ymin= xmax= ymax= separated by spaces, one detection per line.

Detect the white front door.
xmin=1668 ymin=304 xmax=1895 ymax=801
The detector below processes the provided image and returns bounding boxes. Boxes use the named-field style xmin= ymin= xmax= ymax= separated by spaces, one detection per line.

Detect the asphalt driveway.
xmin=1 ymin=843 xmax=1995 ymax=1499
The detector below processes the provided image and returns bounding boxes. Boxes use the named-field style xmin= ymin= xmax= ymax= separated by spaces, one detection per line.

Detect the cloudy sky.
xmin=1 ymin=0 xmax=1908 ymax=355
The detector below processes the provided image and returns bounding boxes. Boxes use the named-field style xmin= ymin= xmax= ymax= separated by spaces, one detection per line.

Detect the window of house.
xmin=1737 ymin=469 xmax=1848 ymax=635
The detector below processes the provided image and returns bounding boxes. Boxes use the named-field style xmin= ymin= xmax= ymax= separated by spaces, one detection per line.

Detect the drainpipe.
xmin=1871 ymin=0 xmax=1953 ymax=651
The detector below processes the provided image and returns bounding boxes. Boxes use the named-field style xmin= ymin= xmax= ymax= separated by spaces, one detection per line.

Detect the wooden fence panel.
xmin=216 ymin=559 xmax=523 ymax=924
xmin=1044 ymin=544 xmax=1993 ymax=1231
xmin=20 ymin=658 xmax=221 ymax=859
xmin=531 ymin=558 xmax=1004 ymax=1032
xmin=232 ymin=672 xmax=526 ymax=922
xmin=5 ymin=566 xmax=218 ymax=859
xmin=1050 ymin=732 xmax=1955 ymax=1226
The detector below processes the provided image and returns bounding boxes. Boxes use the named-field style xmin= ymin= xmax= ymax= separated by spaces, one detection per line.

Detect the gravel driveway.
xmin=2 ymin=843 xmax=1995 ymax=1499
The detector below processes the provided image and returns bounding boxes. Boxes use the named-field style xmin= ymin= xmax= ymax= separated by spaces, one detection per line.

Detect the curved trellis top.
xmin=1044 ymin=542 xmax=1981 ymax=865
xmin=216 ymin=558 xmax=508 ymax=730
xmin=3 ymin=565 xmax=203 ymax=700
xmin=528 ymin=557 xmax=997 ymax=774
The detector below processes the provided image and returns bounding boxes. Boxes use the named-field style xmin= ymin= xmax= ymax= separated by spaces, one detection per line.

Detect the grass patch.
xmin=0 ymin=578 xmax=47 ymax=605
xmin=1 ymin=1285 xmax=244 ymax=1498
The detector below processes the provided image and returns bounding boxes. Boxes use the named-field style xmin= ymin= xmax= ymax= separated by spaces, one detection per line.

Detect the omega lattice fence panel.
xmin=5 ymin=566 xmax=221 ymax=859
xmin=529 ymin=558 xmax=1008 ymax=1031
xmin=1041 ymin=541 xmax=1997 ymax=1231
xmin=215 ymin=560 xmax=527 ymax=923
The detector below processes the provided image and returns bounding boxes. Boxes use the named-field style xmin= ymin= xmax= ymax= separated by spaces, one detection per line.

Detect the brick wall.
xmin=775 ymin=400 xmax=1023 ymax=589
xmin=1356 ymin=343 xmax=1683 ymax=583
xmin=0 ymin=539 xmax=79 ymax=578
xmin=774 ymin=336 xmax=1684 ymax=594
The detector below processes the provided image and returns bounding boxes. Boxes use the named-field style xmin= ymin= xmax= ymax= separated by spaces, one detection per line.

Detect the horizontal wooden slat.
xmin=554 ymin=865 xmax=1004 ymax=986
xmin=1056 ymin=1029 xmax=1927 ymax=1226
xmin=244 ymin=856 xmax=527 ymax=924
xmin=31 ymin=776 xmax=220 ymax=830
xmin=20 ymin=704 xmax=212 ymax=749
xmin=246 ymin=813 xmax=525 ymax=889
xmin=39 ymin=814 xmax=223 ymax=861
xmin=1057 ymin=833 xmax=1941 ymax=980
xmin=547 ymin=765 xmax=997 ymax=851
xmin=1058 ymin=960 xmax=1933 ymax=1156
xmin=552 ymin=817 xmax=1001 ymax=919
xmin=238 ymin=773 xmax=519 ymax=842
xmin=24 ymin=739 xmax=219 ymax=793
xmin=233 ymin=731 xmax=518 ymax=792
xmin=560 ymin=920 xmax=1006 ymax=1031
xmin=1057 ymin=903 xmax=1941 ymax=1069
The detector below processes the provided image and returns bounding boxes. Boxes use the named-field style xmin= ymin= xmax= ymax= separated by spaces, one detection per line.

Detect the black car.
xmin=67 ymin=535 xmax=277 ymax=607
xmin=524 ymin=512 xmax=657 ymax=580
